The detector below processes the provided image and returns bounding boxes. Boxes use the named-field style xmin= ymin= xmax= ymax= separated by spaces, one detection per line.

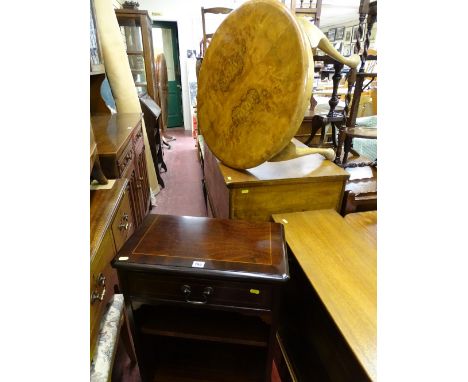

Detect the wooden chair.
xmin=304 ymin=55 xmax=346 ymax=148
xmin=291 ymin=0 xmax=323 ymax=26
xmin=200 ymin=7 xmax=232 ymax=58
xmin=336 ymin=0 xmax=377 ymax=166
xmin=139 ymin=93 xmax=167 ymax=188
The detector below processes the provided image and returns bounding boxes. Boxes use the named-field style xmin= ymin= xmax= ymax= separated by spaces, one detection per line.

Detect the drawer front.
xmin=111 ymin=189 xmax=135 ymax=252
xmin=117 ymin=143 xmax=135 ymax=178
xmin=90 ymin=230 xmax=116 ymax=358
xmin=133 ymin=124 xmax=144 ymax=153
xmin=231 ymin=180 xmax=346 ymax=222
xmin=124 ymin=272 xmax=273 ymax=311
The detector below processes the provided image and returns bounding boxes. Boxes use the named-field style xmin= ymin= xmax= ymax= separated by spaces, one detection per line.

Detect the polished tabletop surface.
xmin=213 ymin=139 xmax=348 ymax=187
xmin=91 ymin=113 xmax=142 ymax=156
xmin=272 ymin=209 xmax=377 ymax=381
xmin=114 ymin=214 xmax=289 ymax=281
xmin=198 ymin=0 xmax=313 ymax=169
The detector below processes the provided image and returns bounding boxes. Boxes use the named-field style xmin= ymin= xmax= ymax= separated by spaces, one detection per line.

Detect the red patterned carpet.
xmin=150 ymin=128 xmax=207 ymax=217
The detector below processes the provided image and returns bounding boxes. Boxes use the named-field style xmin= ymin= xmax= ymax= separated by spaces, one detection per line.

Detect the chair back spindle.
xmin=327 ymin=61 xmax=344 ymax=118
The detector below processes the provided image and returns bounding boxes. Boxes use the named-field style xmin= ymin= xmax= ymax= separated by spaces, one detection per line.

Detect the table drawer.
xmin=111 ymin=189 xmax=135 ymax=252
xmin=124 ymin=272 xmax=273 ymax=311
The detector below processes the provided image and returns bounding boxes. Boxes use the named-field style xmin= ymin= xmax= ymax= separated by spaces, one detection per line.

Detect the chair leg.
xmin=335 ymin=125 xmax=346 ymax=164
xmin=342 ymin=135 xmax=353 ymax=164
xmin=304 ymin=116 xmax=325 ymax=146
xmin=331 ymin=122 xmax=338 ymax=148
xmin=319 ymin=121 xmax=327 ymax=146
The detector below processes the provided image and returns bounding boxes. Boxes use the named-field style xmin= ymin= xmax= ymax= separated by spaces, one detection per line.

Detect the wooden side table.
xmin=113 ymin=214 xmax=289 ymax=381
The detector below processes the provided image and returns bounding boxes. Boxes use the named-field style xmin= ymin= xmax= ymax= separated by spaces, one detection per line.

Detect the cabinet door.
xmin=136 ymin=145 xmax=150 ymax=218
xmin=123 ymin=162 xmax=143 ymax=227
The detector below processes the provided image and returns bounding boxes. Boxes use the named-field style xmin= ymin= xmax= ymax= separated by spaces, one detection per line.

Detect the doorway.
xmin=152 ymin=21 xmax=184 ymax=128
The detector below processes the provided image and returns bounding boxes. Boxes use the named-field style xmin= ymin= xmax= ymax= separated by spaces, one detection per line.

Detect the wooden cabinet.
xmin=90 ymin=178 xmax=135 ymax=359
xmin=92 ymin=113 xmax=150 ymax=228
xmin=113 ymin=214 xmax=289 ymax=381
xmin=115 ymin=8 xmax=158 ymax=102
xmin=202 ymin=138 xmax=349 ymax=222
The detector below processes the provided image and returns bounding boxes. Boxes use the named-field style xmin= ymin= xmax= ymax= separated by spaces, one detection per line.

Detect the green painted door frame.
xmin=153 ymin=21 xmax=184 ymax=128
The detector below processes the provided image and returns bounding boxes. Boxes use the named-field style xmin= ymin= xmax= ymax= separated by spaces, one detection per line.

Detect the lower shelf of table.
xmin=143 ymin=336 xmax=266 ymax=382
xmin=137 ymin=304 xmax=270 ymax=347
xmin=134 ymin=304 xmax=270 ymax=381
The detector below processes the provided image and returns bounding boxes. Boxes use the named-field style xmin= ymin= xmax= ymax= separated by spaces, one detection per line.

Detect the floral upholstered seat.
xmin=90 ymin=294 xmax=125 ymax=382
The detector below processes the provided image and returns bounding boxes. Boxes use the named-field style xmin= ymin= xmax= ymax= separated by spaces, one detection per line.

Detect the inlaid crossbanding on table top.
xmin=131 ymin=215 xmax=274 ymax=266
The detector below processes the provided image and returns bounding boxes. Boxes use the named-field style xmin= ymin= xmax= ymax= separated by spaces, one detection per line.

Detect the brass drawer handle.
xmin=91 ymin=287 xmax=106 ymax=304
xmin=181 ymin=285 xmax=213 ymax=305
xmin=119 ymin=221 xmax=129 ymax=231
xmin=97 ymin=273 xmax=106 ymax=287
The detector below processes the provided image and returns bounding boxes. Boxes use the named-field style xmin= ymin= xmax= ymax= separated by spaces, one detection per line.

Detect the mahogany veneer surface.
xmin=114 ymin=214 xmax=288 ymax=281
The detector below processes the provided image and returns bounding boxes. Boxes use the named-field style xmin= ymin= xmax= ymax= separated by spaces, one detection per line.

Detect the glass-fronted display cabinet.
xmin=115 ymin=9 xmax=158 ymax=102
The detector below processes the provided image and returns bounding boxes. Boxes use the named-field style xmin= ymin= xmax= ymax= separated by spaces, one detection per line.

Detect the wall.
xmin=136 ymin=0 xmax=252 ymax=131
xmin=322 ymin=19 xmax=377 ymax=56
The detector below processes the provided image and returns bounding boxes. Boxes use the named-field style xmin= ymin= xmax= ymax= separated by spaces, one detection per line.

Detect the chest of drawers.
xmin=113 ymin=214 xmax=289 ymax=381
xmin=90 ymin=178 xmax=135 ymax=360
xmin=92 ymin=113 xmax=150 ymax=228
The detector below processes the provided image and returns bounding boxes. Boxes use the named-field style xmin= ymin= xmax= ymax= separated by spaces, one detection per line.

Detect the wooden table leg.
xmin=121 ymin=311 xmax=137 ymax=365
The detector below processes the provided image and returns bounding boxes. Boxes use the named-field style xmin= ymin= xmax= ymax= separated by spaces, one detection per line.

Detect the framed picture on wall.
xmin=336 ymin=27 xmax=345 ymax=40
xmin=344 ymin=27 xmax=352 ymax=42
xmin=328 ymin=28 xmax=336 ymax=42
xmin=333 ymin=41 xmax=342 ymax=54
xmin=352 ymin=24 xmax=367 ymax=42
xmin=342 ymin=44 xmax=351 ymax=57
xmin=352 ymin=25 xmax=359 ymax=42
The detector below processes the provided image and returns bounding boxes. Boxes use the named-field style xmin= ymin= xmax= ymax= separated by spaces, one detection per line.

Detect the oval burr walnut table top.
xmin=197 ymin=0 xmax=313 ymax=169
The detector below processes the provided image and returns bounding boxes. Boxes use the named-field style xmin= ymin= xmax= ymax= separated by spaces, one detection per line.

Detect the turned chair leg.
xmin=335 ymin=124 xmax=346 ymax=164
xmin=331 ymin=122 xmax=338 ymax=148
